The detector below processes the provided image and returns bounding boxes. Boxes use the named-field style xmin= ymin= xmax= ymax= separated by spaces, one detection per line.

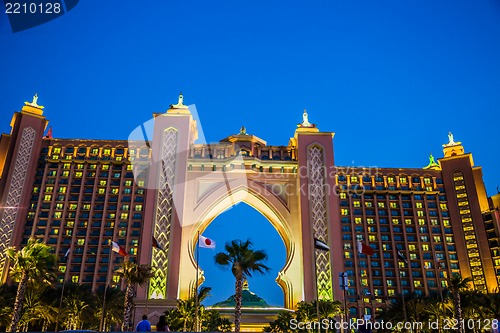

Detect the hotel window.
xmin=443 ymin=220 xmax=450 ymax=226
xmin=101 ymin=164 xmax=109 ymax=171
xmin=368 ymin=235 xmax=377 ymax=242
xmin=367 ymin=218 xmax=374 ymax=224
xmin=410 ymin=253 xmax=417 ymax=260
xmin=97 ymin=188 xmax=105 ymax=194
xmin=127 ymin=164 xmax=133 ymax=170
xmin=378 ymin=202 xmax=385 ymax=208
xmin=341 ymin=209 xmax=349 ymax=215
xmin=355 ymin=217 xmax=362 ymax=224
xmin=365 ymin=201 xmax=373 ymax=207
xmin=424 ymin=178 xmax=431 ymax=184
xmin=103 ymin=148 xmax=111 ymax=155
xmin=77 ymin=239 xmax=85 ymax=245
xmin=44 ymin=195 xmax=52 ymax=201
xmin=414 ymin=280 xmax=422 ymax=287
xmin=53 ymin=147 xmax=62 ymax=154
xmin=400 ymin=177 xmax=407 ymax=184
xmin=63 ymin=163 xmax=71 ymax=169
xmin=408 ymin=244 xmax=416 ymax=251
xmin=446 ymin=236 xmax=453 ymax=243
xmin=422 ymin=244 xmax=429 ymax=251
xmin=418 ymin=219 xmax=425 ymax=225
xmin=387 ymin=177 xmax=394 ymax=183
xmin=421 ymin=236 xmax=429 ymax=242
xmin=58 ymin=187 xmax=67 ymax=193
xmin=344 ymin=251 xmax=352 ymax=259
xmin=75 ymin=172 xmax=83 ymax=178
xmin=125 ymin=180 xmax=132 ymax=186
xmin=111 ymin=188 xmax=119 ymax=194
xmin=121 ymin=204 xmax=130 ymax=211
xmin=120 ymin=213 xmax=128 ymax=219
xmin=138 ymin=180 xmax=145 ymax=187
xmin=83 ymin=204 xmax=91 ymax=210
xmin=390 ymin=202 xmax=398 ymax=208
xmin=72 ymin=276 xmax=79 ymax=283
xmin=99 ymin=180 xmax=107 ymax=186
xmin=382 ymin=243 xmax=391 ymax=250
xmin=45 ymin=186 xmax=54 ymax=193
xmin=416 ymin=202 xmax=423 ymax=208
xmin=62 ymin=171 xmax=70 ymax=177
xmin=69 ymin=204 xmax=77 ymax=210
xmin=119 ymin=230 xmax=126 ymax=237
xmin=353 ymin=201 xmax=360 ymax=208
xmin=340 ymin=192 xmax=347 ymax=199
xmin=56 ymin=203 xmax=63 ymax=210
xmin=417 ymin=211 xmax=424 ymax=217
xmin=392 ymin=219 xmax=400 ymax=225
xmin=351 ymin=176 xmax=358 ymax=183
xmin=405 ymin=219 xmax=412 ymax=225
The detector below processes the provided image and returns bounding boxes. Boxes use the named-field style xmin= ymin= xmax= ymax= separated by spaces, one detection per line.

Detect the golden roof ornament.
xmin=423 ymin=153 xmax=440 ymax=170
xmin=170 ymin=92 xmax=188 ymax=109
xmin=239 ymin=126 xmax=247 ymax=135
xmin=298 ymin=109 xmax=316 ymax=128
xmin=442 ymin=131 xmax=461 ymax=147
xmin=24 ymin=93 xmax=44 ymax=109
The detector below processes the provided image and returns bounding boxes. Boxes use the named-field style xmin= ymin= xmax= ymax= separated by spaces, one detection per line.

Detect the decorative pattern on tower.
xmin=0 ymin=127 xmax=36 ymax=273
xmin=148 ymin=127 xmax=179 ymax=299
xmin=308 ymin=146 xmax=333 ymax=300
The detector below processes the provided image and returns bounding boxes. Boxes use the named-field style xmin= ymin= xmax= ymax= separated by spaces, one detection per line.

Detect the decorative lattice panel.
xmin=148 ymin=128 xmax=178 ymax=299
xmin=308 ymin=146 xmax=333 ymax=300
xmin=0 ymin=127 xmax=36 ymax=273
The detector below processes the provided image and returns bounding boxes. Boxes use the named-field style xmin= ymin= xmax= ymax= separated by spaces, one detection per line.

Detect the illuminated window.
xmin=340 ymin=192 xmax=347 ymax=199
xmin=67 ymin=221 xmax=74 ymax=227
xmin=455 ymin=185 xmax=465 ymax=190
xmin=75 ymin=172 xmax=83 ymax=178
xmin=122 ymin=204 xmax=130 ymax=211
xmin=108 ymin=213 xmax=116 ymax=219
xmin=69 ymin=204 xmax=77 ymax=210
xmin=387 ymin=289 xmax=395 ymax=296
xmin=387 ymin=177 xmax=394 ymax=183
xmin=392 ymin=219 xmax=400 ymax=225
xmin=100 ymin=180 xmax=107 ymax=186
xmin=89 ymin=164 xmax=97 ymax=170
xmin=344 ymin=251 xmax=352 ymax=258
xmin=443 ymin=220 xmax=450 ymax=226
xmin=58 ymin=186 xmax=67 ymax=193
xmin=361 ymin=278 xmax=368 ymax=286
xmin=138 ymin=180 xmax=145 ymax=187
xmin=135 ymin=205 xmax=143 ymax=211
xmin=460 ymin=209 xmax=471 ymax=215
xmin=378 ymin=202 xmax=385 ymax=208
xmin=365 ymin=201 xmax=373 ymax=207
xmin=400 ymin=177 xmax=407 ymax=184
xmin=54 ymin=212 xmax=62 ymax=218
xmin=91 ymin=148 xmax=99 ymax=155
xmin=458 ymin=201 xmax=468 ymax=207
xmin=408 ymin=245 xmax=416 ymax=251
xmin=59 ymin=266 xmax=66 ymax=273
xmin=62 ymin=171 xmax=70 ymax=177
xmin=77 ymin=239 xmax=85 ymax=245
xmin=33 ymin=187 xmax=39 ymax=193
xmin=103 ymin=148 xmax=111 ymax=155
xmin=119 ymin=230 xmax=127 ymax=237
xmin=446 ymin=236 xmax=453 ymax=243
xmin=45 ymin=186 xmax=54 ymax=193
xmin=353 ymin=201 xmax=360 ymax=208
xmin=113 ymin=275 xmax=120 ymax=283
xmin=430 ymin=219 xmax=438 ymax=225
xmin=120 ymin=213 xmax=129 ymax=219
xmin=127 ymin=164 xmax=133 ymax=170
xmin=453 ymin=175 xmax=463 ymax=181
xmin=417 ymin=211 xmax=424 ymax=217
xmin=72 ymin=276 xmax=79 ymax=283
xmin=351 ymin=176 xmax=358 ymax=183
xmin=367 ymin=218 xmax=374 ymax=224
xmin=368 ymin=235 xmax=377 ymax=242
xmin=390 ymin=202 xmax=397 ymax=208
xmin=125 ymin=180 xmax=132 ymax=186
xmin=416 ymin=202 xmax=423 ymax=208
xmin=53 ymin=147 xmax=61 ymax=154
xmin=83 ymin=204 xmax=91 ymax=210
xmin=387 ymin=280 xmax=394 ymax=287
xmin=424 ymin=178 xmax=431 ymax=184
xmin=341 ymin=209 xmax=349 ymax=215
xmin=414 ymin=280 xmax=422 ymax=287
xmin=44 ymin=195 xmax=52 ymax=201
xmin=405 ymin=219 xmax=412 ymax=225
xmin=66 ymin=230 xmax=72 ymax=236
xmin=409 ymin=253 xmax=417 ymax=260
xmin=102 ymin=164 xmax=110 ymax=171
xmin=63 ymin=163 xmax=71 ymax=169
xmin=56 ymin=203 xmax=63 ymax=209
xmin=433 ymin=236 xmax=442 ymax=242
xmin=422 ymin=244 xmax=429 ymax=251
xmin=418 ymin=219 xmax=425 ymax=225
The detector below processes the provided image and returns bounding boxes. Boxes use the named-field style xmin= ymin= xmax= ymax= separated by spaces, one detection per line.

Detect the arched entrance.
xmin=135 ymin=96 xmax=343 ymax=316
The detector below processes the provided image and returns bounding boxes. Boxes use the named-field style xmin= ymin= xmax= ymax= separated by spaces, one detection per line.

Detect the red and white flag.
xmin=199 ymin=235 xmax=216 ymax=249
xmin=357 ymin=240 xmax=374 ymax=256
xmin=111 ymin=241 xmax=128 ymax=256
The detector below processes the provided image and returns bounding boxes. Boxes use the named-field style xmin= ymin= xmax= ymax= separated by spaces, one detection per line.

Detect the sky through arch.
xmin=196 ymin=202 xmax=286 ymax=307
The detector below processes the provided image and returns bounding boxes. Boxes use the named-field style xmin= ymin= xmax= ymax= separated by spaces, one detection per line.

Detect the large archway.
xmin=199 ymin=202 xmax=286 ymax=307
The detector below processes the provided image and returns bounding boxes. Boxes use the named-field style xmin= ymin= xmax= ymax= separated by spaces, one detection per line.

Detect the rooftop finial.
xmin=300 ymin=108 xmax=313 ymax=127
xmin=443 ymin=131 xmax=461 ymax=147
xmin=170 ymin=91 xmax=188 ymax=110
xmin=24 ymin=93 xmax=44 ymax=109
xmin=239 ymin=126 xmax=247 ymax=135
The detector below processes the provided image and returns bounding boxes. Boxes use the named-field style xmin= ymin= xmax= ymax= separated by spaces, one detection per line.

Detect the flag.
xmin=397 ymin=250 xmax=408 ymax=264
xmin=45 ymin=126 xmax=53 ymax=139
xmin=357 ymin=240 xmax=374 ymax=256
xmin=111 ymin=240 xmax=128 ymax=256
xmin=314 ymin=238 xmax=330 ymax=251
xmin=152 ymin=236 xmax=164 ymax=251
xmin=63 ymin=248 xmax=70 ymax=260
xmin=199 ymin=235 xmax=215 ymax=249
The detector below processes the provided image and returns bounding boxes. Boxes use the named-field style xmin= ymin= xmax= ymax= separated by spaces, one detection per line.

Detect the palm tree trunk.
xmin=121 ymin=283 xmax=135 ymax=331
xmin=8 ymin=271 xmax=29 ymax=333
xmin=234 ymin=277 xmax=243 ymax=332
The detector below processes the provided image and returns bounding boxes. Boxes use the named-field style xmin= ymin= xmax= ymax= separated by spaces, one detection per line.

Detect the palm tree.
xmin=448 ymin=274 xmax=472 ymax=333
xmin=116 ymin=259 xmax=155 ymax=331
xmin=93 ymin=286 xmax=125 ymax=331
xmin=214 ymin=239 xmax=270 ymax=332
xmin=4 ymin=237 xmax=56 ymax=333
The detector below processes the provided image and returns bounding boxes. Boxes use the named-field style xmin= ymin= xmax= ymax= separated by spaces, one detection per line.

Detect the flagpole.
xmin=100 ymin=240 xmax=113 ymax=332
xmin=55 ymin=249 xmax=70 ymax=331
xmin=312 ymin=247 xmax=321 ymax=333
xmin=195 ymin=231 xmax=200 ymax=332
xmin=434 ymin=256 xmax=444 ymax=331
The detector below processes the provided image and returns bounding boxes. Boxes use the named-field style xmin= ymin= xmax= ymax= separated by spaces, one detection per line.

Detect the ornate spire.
xmin=24 ymin=93 xmax=44 ymax=109
xmin=170 ymin=91 xmax=188 ymax=109
xmin=239 ymin=126 xmax=247 ymax=135
xmin=442 ymin=131 xmax=461 ymax=147
xmin=423 ymin=153 xmax=440 ymax=170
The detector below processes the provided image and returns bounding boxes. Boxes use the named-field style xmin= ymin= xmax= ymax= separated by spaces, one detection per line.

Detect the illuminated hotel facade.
xmin=1 ymin=94 xmax=500 ymax=319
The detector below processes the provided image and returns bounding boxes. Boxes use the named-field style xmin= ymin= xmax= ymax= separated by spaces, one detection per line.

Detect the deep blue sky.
xmin=1 ymin=1 xmax=500 ymax=306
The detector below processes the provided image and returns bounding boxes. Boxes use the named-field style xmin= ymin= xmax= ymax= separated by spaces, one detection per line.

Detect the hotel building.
xmin=0 ymin=94 xmax=499 ymax=320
